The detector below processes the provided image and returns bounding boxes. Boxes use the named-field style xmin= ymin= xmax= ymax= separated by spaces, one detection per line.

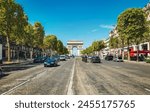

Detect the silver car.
xmin=60 ymin=55 xmax=66 ymax=61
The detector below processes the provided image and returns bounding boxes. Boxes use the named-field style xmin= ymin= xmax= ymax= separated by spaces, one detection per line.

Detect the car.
xmin=91 ymin=56 xmax=101 ymax=63
xmin=44 ymin=57 xmax=58 ymax=67
xmin=82 ymin=56 xmax=87 ymax=62
xmin=52 ymin=55 xmax=60 ymax=62
xmin=113 ymin=56 xmax=123 ymax=62
xmin=0 ymin=66 xmax=3 ymax=76
xmin=60 ymin=55 xmax=66 ymax=61
xmin=33 ymin=57 xmax=47 ymax=63
xmin=65 ymin=55 xmax=70 ymax=59
xmin=105 ymin=55 xmax=113 ymax=61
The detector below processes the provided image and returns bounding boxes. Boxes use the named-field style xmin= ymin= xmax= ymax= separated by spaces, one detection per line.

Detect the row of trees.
xmin=43 ymin=35 xmax=69 ymax=56
xmin=0 ymin=0 xmax=68 ymax=62
xmin=81 ymin=40 xmax=105 ymax=55
xmin=110 ymin=8 xmax=150 ymax=61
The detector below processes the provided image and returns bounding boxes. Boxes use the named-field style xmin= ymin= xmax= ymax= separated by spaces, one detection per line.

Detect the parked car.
xmin=82 ymin=56 xmax=87 ymax=62
xmin=113 ymin=56 xmax=123 ymax=62
xmin=60 ymin=55 xmax=66 ymax=61
xmin=52 ymin=55 xmax=60 ymax=62
xmin=44 ymin=57 xmax=58 ymax=67
xmin=91 ymin=56 xmax=101 ymax=63
xmin=105 ymin=55 xmax=113 ymax=61
xmin=65 ymin=55 xmax=70 ymax=59
xmin=0 ymin=66 xmax=3 ymax=76
xmin=130 ymin=56 xmax=145 ymax=61
xmin=33 ymin=57 xmax=47 ymax=63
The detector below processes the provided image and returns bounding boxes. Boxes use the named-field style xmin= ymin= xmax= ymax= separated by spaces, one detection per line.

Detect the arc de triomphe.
xmin=67 ymin=40 xmax=83 ymax=56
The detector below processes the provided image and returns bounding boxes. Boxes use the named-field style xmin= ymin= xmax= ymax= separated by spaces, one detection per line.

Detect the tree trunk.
xmin=136 ymin=45 xmax=139 ymax=62
xmin=127 ymin=39 xmax=130 ymax=61
xmin=121 ymin=39 xmax=125 ymax=60
xmin=17 ymin=47 xmax=20 ymax=62
xmin=6 ymin=36 xmax=11 ymax=62
xmin=30 ymin=48 xmax=33 ymax=59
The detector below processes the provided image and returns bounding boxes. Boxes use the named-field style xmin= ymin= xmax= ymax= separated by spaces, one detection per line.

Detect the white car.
xmin=60 ymin=55 xmax=66 ymax=61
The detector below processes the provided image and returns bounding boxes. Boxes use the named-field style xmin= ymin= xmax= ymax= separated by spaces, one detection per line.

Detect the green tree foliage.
xmin=81 ymin=40 xmax=105 ymax=55
xmin=24 ymin=24 xmax=35 ymax=47
xmin=81 ymin=46 xmax=93 ymax=55
xmin=117 ymin=8 xmax=147 ymax=61
xmin=92 ymin=40 xmax=106 ymax=52
xmin=33 ymin=22 xmax=45 ymax=49
xmin=13 ymin=3 xmax=28 ymax=45
xmin=57 ymin=40 xmax=64 ymax=54
xmin=44 ymin=35 xmax=58 ymax=51
xmin=109 ymin=37 xmax=119 ymax=49
xmin=63 ymin=46 xmax=69 ymax=54
xmin=0 ymin=0 xmax=71 ymax=60
xmin=0 ymin=0 xmax=20 ymax=61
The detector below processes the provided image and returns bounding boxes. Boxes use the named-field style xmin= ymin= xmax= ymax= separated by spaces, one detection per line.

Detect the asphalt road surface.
xmin=0 ymin=58 xmax=150 ymax=95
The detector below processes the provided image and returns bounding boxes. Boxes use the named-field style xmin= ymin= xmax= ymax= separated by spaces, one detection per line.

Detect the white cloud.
xmin=99 ymin=24 xmax=115 ymax=29
xmin=91 ymin=29 xmax=99 ymax=32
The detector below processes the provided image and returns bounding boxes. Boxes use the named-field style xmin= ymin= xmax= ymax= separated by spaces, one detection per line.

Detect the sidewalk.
xmin=124 ymin=60 xmax=150 ymax=66
xmin=2 ymin=59 xmax=34 ymax=65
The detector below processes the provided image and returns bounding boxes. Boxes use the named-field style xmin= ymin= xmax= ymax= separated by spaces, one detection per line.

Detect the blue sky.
xmin=16 ymin=0 xmax=148 ymax=48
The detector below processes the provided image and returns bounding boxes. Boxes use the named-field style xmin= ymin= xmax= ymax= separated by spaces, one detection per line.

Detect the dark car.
xmin=65 ymin=55 xmax=70 ymax=59
xmin=130 ymin=56 xmax=145 ymax=61
xmin=44 ymin=57 xmax=58 ymax=67
xmin=0 ymin=66 xmax=3 ymax=76
xmin=33 ymin=56 xmax=48 ymax=63
xmin=52 ymin=55 xmax=60 ymax=62
xmin=91 ymin=56 xmax=101 ymax=63
xmin=105 ymin=55 xmax=113 ymax=61
xmin=113 ymin=56 xmax=123 ymax=62
xmin=82 ymin=56 xmax=87 ymax=62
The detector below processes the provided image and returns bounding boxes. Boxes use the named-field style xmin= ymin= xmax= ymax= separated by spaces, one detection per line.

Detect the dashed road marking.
xmin=145 ymin=88 xmax=150 ymax=92
xmin=1 ymin=79 xmax=30 ymax=95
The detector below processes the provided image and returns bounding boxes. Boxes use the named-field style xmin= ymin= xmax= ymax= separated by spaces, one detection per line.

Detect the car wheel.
xmin=44 ymin=64 xmax=47 ymax=67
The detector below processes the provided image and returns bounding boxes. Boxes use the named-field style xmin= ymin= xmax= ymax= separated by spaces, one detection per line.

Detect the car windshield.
xmin=46 ymin=57 xmax=54 ymax=61
xmin=60 ymin=56 xmax=65 ymax=58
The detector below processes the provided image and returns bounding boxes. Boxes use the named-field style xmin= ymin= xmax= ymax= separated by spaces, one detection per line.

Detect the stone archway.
xmin=67 ymin=40 xmax=83 ymax=56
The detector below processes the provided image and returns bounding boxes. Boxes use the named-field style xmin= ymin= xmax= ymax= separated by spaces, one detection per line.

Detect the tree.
xmin=13 ymin=3 xmax=28 ymax=60
xmin=43 ymin=35 xmax=58 ymax=56
xmin=0 ymin=0 xmax=18 ymax=61
xmin=81 ymin=46 xmax=93 ymax=55
xmin=33 ymin=22 xmax=45 ymax=57
xmin=24 ymin=23 xmax=35 ymax=59
xmin=33 ymin=22 xmax=45 ymax=49
xmin=63 ymin=46 xmax=69 ymax=54
xmin=117 ymin=8 xmax=147 ymax=61
xmin=92 ymin=40 xmax=105 ymax=55
xmin=57 ymin=40 xmax=64 ymax=54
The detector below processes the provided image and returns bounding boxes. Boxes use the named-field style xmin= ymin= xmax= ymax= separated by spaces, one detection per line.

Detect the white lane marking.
xmin=67 ymin=60 xmax=75 ymax=95
xmin=1 ymin=79 xmax=30 ymax=95
xmin=145 ymin=88 xmax=150 ymax=92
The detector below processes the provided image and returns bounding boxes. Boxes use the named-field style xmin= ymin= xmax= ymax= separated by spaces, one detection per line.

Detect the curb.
xmin=124 ymin=60 xmax=150 ymax=65
xmin=2 ymin=59 xmax=33 ymax=66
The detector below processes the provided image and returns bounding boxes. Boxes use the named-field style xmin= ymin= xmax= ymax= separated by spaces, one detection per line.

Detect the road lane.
xmin=8 ymin=59 xmax=75 ymax=95
xmin=73 ymin=59 xmax=150 ymax=95
xmin=0 ymin=64 xmax=45 ymax=94
xmin=1 ymin=58 xmax=150 ymax=95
